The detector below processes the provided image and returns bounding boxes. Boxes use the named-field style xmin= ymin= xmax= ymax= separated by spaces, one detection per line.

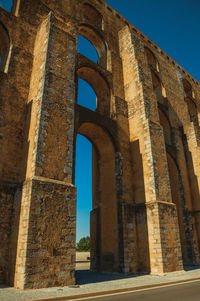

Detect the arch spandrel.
xmin=82 ymin=3 xmax=103 ymax=29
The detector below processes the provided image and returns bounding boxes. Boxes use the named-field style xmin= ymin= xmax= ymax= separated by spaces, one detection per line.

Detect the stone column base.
xmin=14 ymin=176 xmax=76 ymax=289
xmin=147 ymin=201 xmax=183 ymax=274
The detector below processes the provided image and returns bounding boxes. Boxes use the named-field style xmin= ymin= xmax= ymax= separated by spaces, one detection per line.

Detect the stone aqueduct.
xmin=0 ymin=0 xmax=200 ymax=289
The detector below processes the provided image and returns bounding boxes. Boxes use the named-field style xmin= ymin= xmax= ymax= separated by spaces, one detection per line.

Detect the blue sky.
xmin=1 ymin=0 xmax=200 ymax=243
xmin=0 ymin=0 xmax=12 ymax=11
xmin=106 ymin=0 xmax=200 ymax=82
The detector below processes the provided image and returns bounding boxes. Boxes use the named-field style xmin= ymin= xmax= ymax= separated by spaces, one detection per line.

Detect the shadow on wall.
xmin=131 ymin=140 xmax=150 ymax=273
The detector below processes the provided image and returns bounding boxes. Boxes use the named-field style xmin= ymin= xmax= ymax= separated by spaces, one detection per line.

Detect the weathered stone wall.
xmin=0 ymin=0 xmax=200 ymax=289
xmin=14 ymin=177 xmax=76 ymax=289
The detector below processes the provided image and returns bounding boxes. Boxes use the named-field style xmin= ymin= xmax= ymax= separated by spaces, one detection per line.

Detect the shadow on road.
xmin=75 ymin=269 xmax=144 ymax=285
xmin=184 ymin=265 xmax=200 ymax=271
xmin=76 ymin=265 xmax=200 ymax=285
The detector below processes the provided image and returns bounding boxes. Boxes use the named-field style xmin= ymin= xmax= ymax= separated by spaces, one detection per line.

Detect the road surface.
xmin=71 ymin=280 xmax=200 ymax=301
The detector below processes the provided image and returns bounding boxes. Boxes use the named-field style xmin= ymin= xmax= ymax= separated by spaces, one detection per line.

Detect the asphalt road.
xmin=72 ymin=280 xmax=200 ymax=301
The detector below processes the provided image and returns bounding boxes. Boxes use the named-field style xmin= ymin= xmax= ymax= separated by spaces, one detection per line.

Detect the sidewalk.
xmin=1 ymin=266 xmax=200 ymax=301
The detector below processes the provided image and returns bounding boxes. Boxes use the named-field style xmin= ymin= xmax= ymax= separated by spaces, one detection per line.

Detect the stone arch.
xmin=0 ymin=22 xmax=10 ymax=72
xmin=77 ymin=66 xmax=110 ymax=115
xmin=144 ymin=47 xmax=159 ymax=72
xmin=77 ymin=122 xmax=119 ymax=272
xmin=78 ymin=24 xmax=107 ymax=67
xmin=82 ymin=3 xmax=103 ymax=29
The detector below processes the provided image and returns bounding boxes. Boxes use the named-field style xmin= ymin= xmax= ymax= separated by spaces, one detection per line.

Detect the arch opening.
xmin=78 ymin=24 xmax=107 ymax=68
xmin=75 ymin=122 xmax=119 ymax=273
xmin=77 ymin=78 xmax=97 ymax=111
xmin=77 ymin=66 xmax=110 ymax=115
xmin=75 ymin=134 xmax=92 ymax=269
xmin=78 ymin=35 xmax=99 ymax=63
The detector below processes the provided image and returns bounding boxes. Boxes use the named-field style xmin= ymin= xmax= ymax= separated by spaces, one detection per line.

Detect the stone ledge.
xmin=25 ymin=176 xmax=76 ymax=188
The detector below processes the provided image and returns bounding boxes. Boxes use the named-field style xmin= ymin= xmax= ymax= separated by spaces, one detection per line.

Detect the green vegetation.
xmin=76 ymin=236 xmax=90 ymax=252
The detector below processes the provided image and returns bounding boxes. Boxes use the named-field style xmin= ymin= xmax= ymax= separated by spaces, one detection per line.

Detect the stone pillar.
xmin=115 ymin=97 xmax=138 ymax=273
xmin=144 ymin=122 xmax=183 ymax=273
xmin=119 ymin=26 xmax=183 ymax=274
xmin=15 ymin=178 xmax=76 ymax=289
xmin=14 ymin=13 xmax=77 ymax=289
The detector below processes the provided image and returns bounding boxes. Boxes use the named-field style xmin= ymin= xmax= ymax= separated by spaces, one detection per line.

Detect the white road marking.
xmin=68 ymin=279 xmax=200 ymax=301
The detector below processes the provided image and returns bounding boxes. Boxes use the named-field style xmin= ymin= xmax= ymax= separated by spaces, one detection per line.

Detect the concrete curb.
xmin=29 ymin=277 xmax=200 ymax=301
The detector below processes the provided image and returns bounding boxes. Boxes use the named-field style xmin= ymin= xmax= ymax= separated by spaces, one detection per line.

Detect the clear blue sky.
xmin=1 ymin=0 xmax=200 ymax=243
